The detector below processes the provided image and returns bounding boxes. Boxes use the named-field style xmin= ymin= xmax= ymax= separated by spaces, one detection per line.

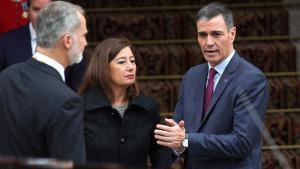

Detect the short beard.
xmin=70 ymin=52 xmax=83 ymax=65
xmin=68 ymin=36 xmax=83 ymax=65
xmin=68 ymin=49 xmax=83 ymax=65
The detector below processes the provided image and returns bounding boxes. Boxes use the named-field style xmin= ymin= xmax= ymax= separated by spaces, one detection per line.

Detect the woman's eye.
xmin=118 ymin=61 xmax=125 ymax=64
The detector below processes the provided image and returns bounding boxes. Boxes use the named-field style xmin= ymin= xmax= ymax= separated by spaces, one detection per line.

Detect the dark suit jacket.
xmin=0 ymin=24 xmax=86 ymax=91
xmin=173 ymin=53 xmax=269 ymax=169
xmin=0 ymin=58 xmax=86 ymax=163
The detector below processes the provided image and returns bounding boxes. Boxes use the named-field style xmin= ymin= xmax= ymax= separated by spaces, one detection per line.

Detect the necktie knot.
xmin=203 ymin=67 xmax=217 ymax=116
xmin=208 ymin=68 xmax=217 ymax=79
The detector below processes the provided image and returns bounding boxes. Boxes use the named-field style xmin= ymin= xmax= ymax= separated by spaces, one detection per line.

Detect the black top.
xmin=82 ymin=88 xmax=171 ymax=169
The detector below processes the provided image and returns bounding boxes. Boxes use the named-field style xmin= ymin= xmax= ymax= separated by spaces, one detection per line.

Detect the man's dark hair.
xmin=196 ymin=2 xmax=234 ymax=31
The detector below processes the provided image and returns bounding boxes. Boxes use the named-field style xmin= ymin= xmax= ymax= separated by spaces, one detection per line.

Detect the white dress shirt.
xmin=207 ymin=49 xmax=235 ymax=91
xmin=29 ymin=22 xmax=37 ymax=55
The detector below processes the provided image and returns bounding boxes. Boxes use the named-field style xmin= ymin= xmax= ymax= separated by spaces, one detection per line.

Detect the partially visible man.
xmin=0 ymin=0 xmax=51 ymax=69
xmin=154 ymin=2 xmax=269 ymax=169
xmin=0 ymin=0 xmax=29 ymax=33
xmin=0 ymin=1 xmax=87 ymax=163
xmin=0 ymin=0 xmax=85 ymax=91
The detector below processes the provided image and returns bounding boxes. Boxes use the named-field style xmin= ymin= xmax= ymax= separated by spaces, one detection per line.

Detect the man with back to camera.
xmin=0 ymin=0 xmax=86 ymax=91
xmin=154 ymin=2 xmax=269 ymax=169
xmin=0 ymin=1 xmax=88 ymax=163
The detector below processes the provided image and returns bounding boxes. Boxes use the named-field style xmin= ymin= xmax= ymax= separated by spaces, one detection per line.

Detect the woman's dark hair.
xmin=78 ymin=38 xmax=139 ymax=102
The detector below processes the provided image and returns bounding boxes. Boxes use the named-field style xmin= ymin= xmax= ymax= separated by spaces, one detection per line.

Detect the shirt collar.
xmin=208 ymin=49 xmax=235 ymax=75
xmin=29 ymin=22 xmax=37 ymax=41
xmin=33 ymin=52 xmax=65 ymax=81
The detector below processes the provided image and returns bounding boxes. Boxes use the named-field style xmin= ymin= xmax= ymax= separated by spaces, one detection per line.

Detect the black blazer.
xmin=0 ymin=24 xmax=86 ymax=91
xmin=82 ymin=88 xmax=171 ymax=169
xmin=0 ymin=58 xmax=86 ymax=163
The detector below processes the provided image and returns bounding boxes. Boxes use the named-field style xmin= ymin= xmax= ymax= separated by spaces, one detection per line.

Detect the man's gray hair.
xmin=196 ymin=2 xmax=234 ymax=31
xmin=36 ymin=1 xmax=84 ymax=48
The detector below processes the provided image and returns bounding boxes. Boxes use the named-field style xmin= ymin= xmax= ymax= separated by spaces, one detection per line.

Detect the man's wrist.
xmin=174 ymin=146 xmax=185 ymax=153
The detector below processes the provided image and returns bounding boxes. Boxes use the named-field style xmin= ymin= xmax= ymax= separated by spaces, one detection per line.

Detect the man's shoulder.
xmin=185 ymin=63 xmax=206 ymax=76
xmin=0 ymin=61 xmax=26 ymax=76
xmin=37 ymin=74 xmax=77 ymax=97
xmin=18 ymin=62 xmax=78 ymax=99
xmin=238 ymin=56 xmax=264 ymax=76
xmin=34 ymin=76 xmax=80 ymax=106
xmin=0 ymin=24 xmax=29 ymax=41
xmin=233 ymin=55 xmax=267 ymax=88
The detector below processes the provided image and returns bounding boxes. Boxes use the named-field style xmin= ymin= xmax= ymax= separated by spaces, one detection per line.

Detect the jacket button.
xmin=120 ymin=137 xmax=125 ymax=144
xmin=111 ymin=112 xmax=115 ymax=115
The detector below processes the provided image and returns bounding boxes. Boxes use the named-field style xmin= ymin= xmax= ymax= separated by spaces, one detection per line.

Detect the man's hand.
xmin=154 ymin=118 xmax=186 ymax=151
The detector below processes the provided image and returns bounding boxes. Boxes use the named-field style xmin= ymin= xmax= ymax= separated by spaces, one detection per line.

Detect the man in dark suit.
xmin=0 ymin=0 xmax=85 ymax=91
xmin=154 ymin=2 xmax=269 ymax=169
xmin=0 ymin=1 xmax=88 ymax=163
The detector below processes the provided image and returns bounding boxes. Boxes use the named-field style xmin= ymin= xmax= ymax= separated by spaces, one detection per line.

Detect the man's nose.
xmin=206 ymin=35 xmax=214 ymax=46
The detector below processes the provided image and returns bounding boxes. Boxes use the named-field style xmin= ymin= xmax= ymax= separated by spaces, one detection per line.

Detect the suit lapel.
xmin=204 ymin=72 xmax=233 ymax=118
xmin=189 ymin=64 xmax=208 ymax=132
xmin=199 ymin=53 xmax=241 ymax=128
xmin=24 ymin=24 xmax=33 ymax=57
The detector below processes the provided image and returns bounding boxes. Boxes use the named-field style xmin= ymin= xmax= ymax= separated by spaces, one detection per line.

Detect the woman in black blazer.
xmin=78 ymin=38 xmax=171 ymax=169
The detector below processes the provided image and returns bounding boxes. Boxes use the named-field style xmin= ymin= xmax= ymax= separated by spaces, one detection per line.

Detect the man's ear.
xmin=62 ymin=33 xmax=72 ymax=49
xmin=230 ymin=27 xmax=236 ymax=42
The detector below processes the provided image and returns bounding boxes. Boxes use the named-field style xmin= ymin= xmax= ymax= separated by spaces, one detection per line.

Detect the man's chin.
xmin=75 ymin=54 xmax=83 ymax=64
xmin=69 ymin=54 xmax=83 ymax=65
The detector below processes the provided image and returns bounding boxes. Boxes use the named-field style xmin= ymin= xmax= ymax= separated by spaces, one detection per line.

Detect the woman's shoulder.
xmin=80 ymin=87 xmax=110 ymax=111
xmin=131 ymin=93 xmax=158 ymax=113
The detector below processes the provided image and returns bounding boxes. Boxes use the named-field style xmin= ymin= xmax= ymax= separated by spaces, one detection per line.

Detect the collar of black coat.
xmin=27 ymin=58 xmax=64 ymax=82
xmin=83 ymin=87 xmax=153 ymax=113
